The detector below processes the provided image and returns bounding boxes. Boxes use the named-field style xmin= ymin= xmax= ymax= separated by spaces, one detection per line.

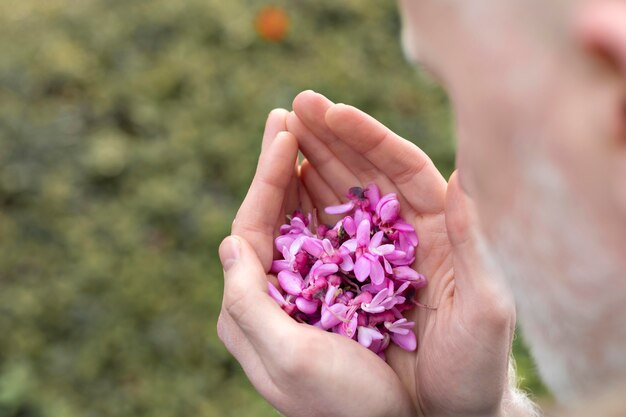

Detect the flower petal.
xmin=324 ymin=201 xmax=355 ymax=215
xmin=302 ymin=237 xmax=324 ymax=257
xmin=324 ymin=284 xmax=338 ymax=305
xmin=322 ymin=239 xmax=334 ymax=254
xmin=354 ymin=255 xmax=371 ymax=282
xmin=365 ymin=183 xmax=381 ymax=208
xmin=377 ymin=194 xmax=400 ymax=224
xmin=315 ymin=263 xmax=339 ymax=277
xmin=370 ymin=287 xmax=389 ymax=306
xmin=391 ymin=329 xmax=417 ymax=351
xmin=278 ymin=270 xmax=304 ymax=295
xmin=361 ymin=303 xmax=385 ymax=314
xmin=338 ymin=312 xmax=358 ymax=339
xmin=296 ymin=297 xmax=319 ymax=314
xmin=371 ymin=244 xmax=395 ymax=256
xmin=289 ymin=236 xmax=305 ymax=256
xmin=393 ymin=266 xmax=421 ymax=281
xmin=271 ymin=259 xmax=290 ymax=273
xmin=267 ymin=282 xmax=287 ymax=306
xmin=321 ymin=303 xmax=348 ymax=329
xmin=356 ymin=219 xmax=371 ymax=247
xmin=339 ymin=255 xmax=354 ymax=272
xmin=340 ymin=239 xmax=358 ymax=253
xmin=393 ymin=221 xmax=415 ymax=232
xmin=383 ymin=257 xmax=393 ymax=274
xmin=342 ymin=216 xmax=357 ymax=237
xmin=369 ymin=231 xmax=384 ymax=249
xmin=275 ymin=235 xmax=295 ymax=252
xmin=370 ymin=259 xmax=385 ymax=285
xmin=357 ymin=326 xmax=384 ymax=348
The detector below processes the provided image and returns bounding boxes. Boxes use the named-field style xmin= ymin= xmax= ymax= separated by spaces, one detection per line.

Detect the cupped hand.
xmin=217 ymin=109 xmax=416 ymax=417
xmin=287 ymin=91 xmax=518 ymax=417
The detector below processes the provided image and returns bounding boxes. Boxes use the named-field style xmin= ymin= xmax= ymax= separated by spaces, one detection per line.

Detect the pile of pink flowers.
xmin=268 ymin=184 xmax=426 ymax=360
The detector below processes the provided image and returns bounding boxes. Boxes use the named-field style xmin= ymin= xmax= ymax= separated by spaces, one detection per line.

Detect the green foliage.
xmin=0 ymin=0 xmax=546 ymax=415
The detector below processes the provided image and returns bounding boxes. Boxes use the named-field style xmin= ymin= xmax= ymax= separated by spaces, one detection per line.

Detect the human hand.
xmin=287 ymin=91 xmax=527 ymax=417
xmin=217 ymin=109 xmax=416 ymax=417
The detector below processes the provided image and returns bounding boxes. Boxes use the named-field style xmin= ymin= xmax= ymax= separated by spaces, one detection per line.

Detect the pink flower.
xmin=360 ymin=287 xmax=403 ymax=313
xmin=345 ymin=220 xmax=394 ymax=284
xmin=376 ymin=193 xmax=400 ymax=224
xmin=385 ymin=318 xmax=417 ymax=351
xmin=393 ymin=266 xmax=427 ymax=287
xmin=302 ymin=237 xmax=354 ymax=272
xmin=295 ymin=297 xmax=320 ymax=314
xmin=278 ymin=270 xmax=305 ymax=296
xmin=267 ymin=282 xmax=296 ymax=315
xmin=334 ymin=310 xmax=358 ymax=338
xmin=271 ymin=237 xmax=309 ymax=275
xmin=357 ymin=326 xmax=384 ymax=348
xmin=364 ymin=183 xmax=381 ymax=209
xmin=269 ymin=183 xmax=427 ymax=361
xmin=321 ymin=303 xmax=349 ymax=329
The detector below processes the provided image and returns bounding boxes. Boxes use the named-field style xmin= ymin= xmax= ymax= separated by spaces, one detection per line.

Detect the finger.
xmin=286 ymin=111 xmax=360 ymax=196
xmin=261 ymin=109 xmax=296 ymax=238
xmin=300 ymin=159 xmax=343 ymax=225
xmin=325 ymin=103 xmax=447 ymax=215
xmin=219 ymin=236 xmax=298 ymax=357
xmin=283 ymin=158 xmax=302 ymax=216
xmin=298 ymin=164 xmax=316 ymax=215
xmin=293 ymin=91 xmax=388 ymax=186
xmin=292 ymin=93 xmax=416 ymax=213
xmin=233 ymin=131 xmax=298 ymax=269
xmin=261 ymin=108 xmax=289 ymax=153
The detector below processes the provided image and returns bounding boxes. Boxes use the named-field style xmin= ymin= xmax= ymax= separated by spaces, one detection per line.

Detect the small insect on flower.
xmin=269 ymin=184 xmax=427 ymax=361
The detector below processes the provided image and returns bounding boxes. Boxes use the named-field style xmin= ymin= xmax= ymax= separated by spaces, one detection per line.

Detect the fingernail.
xmin=219 ymin=236 xmax=240 ymax=272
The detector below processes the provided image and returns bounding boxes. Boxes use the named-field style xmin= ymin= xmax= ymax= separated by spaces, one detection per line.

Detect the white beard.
xmin=476 ymin=154 xmax=626 ymax=405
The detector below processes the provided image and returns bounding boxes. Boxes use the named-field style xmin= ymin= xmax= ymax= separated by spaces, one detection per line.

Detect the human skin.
xmin=398 ymin=0 xmax=626 ymax=406
xmin=218 ymin=93 xmax=534 ymax=417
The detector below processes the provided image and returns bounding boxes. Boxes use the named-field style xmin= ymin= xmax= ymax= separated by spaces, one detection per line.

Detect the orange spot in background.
xmin=256 ymin=6 xmax=289 ymax=42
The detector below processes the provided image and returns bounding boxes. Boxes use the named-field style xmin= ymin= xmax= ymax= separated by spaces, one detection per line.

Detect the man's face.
xmin=399 ymin=0 xmax=626 ymax=403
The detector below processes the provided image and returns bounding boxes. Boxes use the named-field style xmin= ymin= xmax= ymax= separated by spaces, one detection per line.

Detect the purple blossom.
xmin=345 ymin=220 xmax=394 ymax=284
xmin=385 ymin=318 xmax=417 ymax=351
xmin=268 ymin=183 xmax=427 ymax=361
xmin=357 ymin=326 xmax=384 ymax=348
xmin=376 ymin=193 xmax=400 ymax=224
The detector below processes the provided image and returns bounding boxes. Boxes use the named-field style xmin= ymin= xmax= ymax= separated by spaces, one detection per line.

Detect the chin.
xmin=475 ymin=152 xmax=626 ymax=404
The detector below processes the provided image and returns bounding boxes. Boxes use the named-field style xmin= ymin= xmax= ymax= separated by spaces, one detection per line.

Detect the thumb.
xmin=220 ymin=235 xmax=268 ymax=293
xmin=219 ymin=236 xmax=296 ymax=355
xmin=445 ymin=171 xmax=481 ymax=276
xmin=446 ymin=171 xmax=515 ymax=316
xmin=445 ymin=171 xmax=505 ymax=296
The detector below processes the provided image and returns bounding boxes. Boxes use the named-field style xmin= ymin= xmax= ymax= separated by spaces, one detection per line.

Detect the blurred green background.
xmin=0 ymin=0 xmax=548 ymax=416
